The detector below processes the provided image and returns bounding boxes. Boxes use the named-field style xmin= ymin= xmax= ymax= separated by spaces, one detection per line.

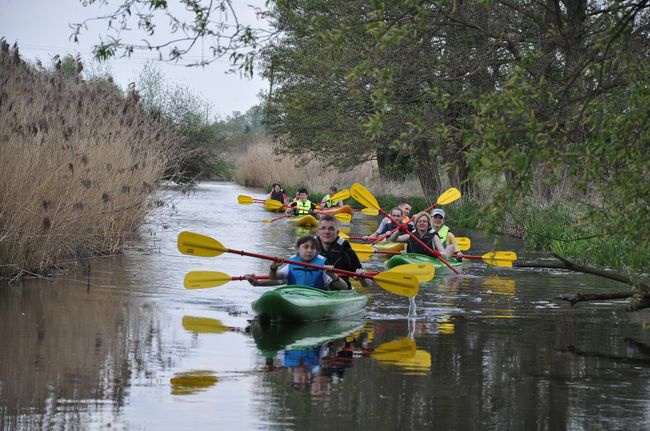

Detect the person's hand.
xmin=244 ymin=274 xmax=257 ymax=286
xmin=355 ymin=268 xmax=366 ymax=275
xmin=398 ymin=224 xmax=409 ymax=232
xmin=270 ymin=259 xmax=281 ymax=271
xmin=362 ymin=235 xmax=369 ymax=240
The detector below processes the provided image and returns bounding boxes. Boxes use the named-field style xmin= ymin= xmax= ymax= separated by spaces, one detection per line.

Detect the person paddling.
xmin=389 ymin=212 xmax=453 ymax=258
xmin=314 ymin=215 xmax=366 ymax=288
xmin=245 ymin=236 xmax=348 ymax=290
xmin=320 ymin=186 xmax=344 ymax=208
xmin=287 ymin=188 xmax=316 ymax=216
xmin=268 ymin=183 xmax=287 ymax=205
xmin=365 ymin=201 xmax=413 ymax=241
xmin=362 ymin=207 xmax=412 ymax=241
xmin=431 ymin=208 xmax=463 ymax=260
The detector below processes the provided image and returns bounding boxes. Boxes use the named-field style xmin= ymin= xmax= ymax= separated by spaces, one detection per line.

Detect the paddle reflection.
xmin=170 ymin=370 xmax=218 ymax=395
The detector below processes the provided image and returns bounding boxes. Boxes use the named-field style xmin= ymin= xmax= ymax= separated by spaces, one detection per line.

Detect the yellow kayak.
xmin=374 ymin=242 xmax=404 ymax=252
xmin=288 ymin=214 xmax=319 ymax=227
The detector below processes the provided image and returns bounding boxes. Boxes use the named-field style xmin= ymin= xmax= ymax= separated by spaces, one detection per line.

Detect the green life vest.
xmin=437 ymin=225 xmax=450 ymax=247
xmin=296 ymin=199 xmax=313 ymax=215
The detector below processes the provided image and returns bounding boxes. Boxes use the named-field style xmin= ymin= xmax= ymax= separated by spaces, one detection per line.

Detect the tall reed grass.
xmin=232 ymin=136 xmax=424 ymax=198
xmin=0 ymin=42 xmax=173 ymax=277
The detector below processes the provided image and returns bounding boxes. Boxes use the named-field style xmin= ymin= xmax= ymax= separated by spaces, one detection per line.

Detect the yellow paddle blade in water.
xmin=177 ymin=231 xmax=228 ymax=257
xmin=170 ymin=370 xmax=218 ymax=395
xmin=482 ymin=251 xmax=517 ymax=267
xmin=436 ymin=187 xmax=461 ymax=205
xmin=263 ymin=199 xmax=284 ymax=210
xmin=350 ymin=183 xmax=380 ymax=210
xmin=237 ymin=194 xmax=254 ymax=204
xmin=373 ymin=268 xmax=420 ymax=297
xmin=182 ymin=316 xmax=231 ymax=334
xmin=184 ymin=271 xmax=232 ymax=289
xmin=456 ymin=237 xmax=471 ymax=251
xmin=334 ymin=213 xmax=352 ymax=223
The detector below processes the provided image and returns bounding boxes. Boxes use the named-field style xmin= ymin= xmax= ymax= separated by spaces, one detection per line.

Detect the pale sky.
xmin=0 ymin=0 xmax=269 ymax=118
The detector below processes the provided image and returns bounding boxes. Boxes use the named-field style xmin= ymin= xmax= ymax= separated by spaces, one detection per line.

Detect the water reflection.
xmin=170 ymin=371 xmax=218 ymax=395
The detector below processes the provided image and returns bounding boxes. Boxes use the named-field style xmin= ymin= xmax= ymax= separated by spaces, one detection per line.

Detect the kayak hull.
xmin=252 ymin=285 xmax=368 ymax=322
xmin=385 ymin=253 xmax=463 ymax=274
xmin=318 ymin=204 xmax=353 ymax=215
xmin=288 ymin=214 xmax=319 ymax=227
xmin=374 ymin=241 xmax=404 ymax=252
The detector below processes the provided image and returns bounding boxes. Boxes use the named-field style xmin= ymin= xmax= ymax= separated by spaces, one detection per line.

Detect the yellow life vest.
xmin=296 ymin=199 xmax=313 ymax=215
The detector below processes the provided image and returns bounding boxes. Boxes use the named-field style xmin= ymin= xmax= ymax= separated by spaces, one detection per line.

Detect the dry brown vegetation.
xmin=0 ymin=42 xmax=174 ymax=277
xmin=232 ymin=135 xmax=424 ymax=197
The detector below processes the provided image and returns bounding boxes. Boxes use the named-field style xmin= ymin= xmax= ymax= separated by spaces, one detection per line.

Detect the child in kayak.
xmin=245 ymin=236 xmax=348 ymax=290
xmin=320 ymin=186 xmax=343 ymax=208
xmin=286 ymin=188 xmax=316 ymax=216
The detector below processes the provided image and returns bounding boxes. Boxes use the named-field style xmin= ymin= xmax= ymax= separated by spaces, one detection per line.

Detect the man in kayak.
xmin=268 ymin=183 xmax=287 ymax=205
xmin=286 ymin=188 xmax=316 ymax=216
xmin=389 ymin=212 xmax=453 ymax=258
xmin=430 ymin=208 xmax=463 ymax=260
xmin=320 ymin=186 xmax=343 ymax=208
xmin=362 ymin=207 xmax=412 ymax=241
xmin=315 ymin=215 xmax=366 ymax=288
xmin=245 ymin=236 xmax=348 ymax=290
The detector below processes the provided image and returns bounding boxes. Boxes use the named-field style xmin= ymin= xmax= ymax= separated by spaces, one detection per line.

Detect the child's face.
xmin=296 ymin=241 xmax=317 ymax=261
xmin=299 ymin=192 xmax=308 ymax=202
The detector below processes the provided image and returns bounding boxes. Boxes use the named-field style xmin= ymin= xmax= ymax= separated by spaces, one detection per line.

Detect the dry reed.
xmin=0 ymin=42 xmax=174 ymax=277
xmin=232 ymin=135 xmax=424 ymax=197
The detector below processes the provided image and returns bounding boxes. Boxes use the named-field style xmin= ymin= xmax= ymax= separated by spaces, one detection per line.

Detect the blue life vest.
xmin=287 ymin=254 xmax=328 ymax=289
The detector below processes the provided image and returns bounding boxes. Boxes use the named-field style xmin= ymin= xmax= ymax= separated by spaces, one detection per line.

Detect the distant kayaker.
xmin=268 ymin=183 xmax=287 ymax=205
xmin=314 ymin=215 xmax=366 ymax=288
xmin=362 ymin=207 xmax=413 ymax=241
xmin=430 ymin=208 xmax=463 ymax=260
xmin=320 ymin=186 xmax=343 ymax=208
xmin=245 ymin=235 xmax=348 ymax=290
xmin=286 ymin=188 xmax=316 ymax=216
xmin=389 ymin=212 xmax=455 ymax=258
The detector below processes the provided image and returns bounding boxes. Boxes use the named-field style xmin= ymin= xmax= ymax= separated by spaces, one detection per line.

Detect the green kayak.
xmin=385 ymin=252 xmax=463 ymax=274
xmin=250 ymin=319 xmax=365 ymax=357
xmin=252 ymin=285 xmax=368 ymax=323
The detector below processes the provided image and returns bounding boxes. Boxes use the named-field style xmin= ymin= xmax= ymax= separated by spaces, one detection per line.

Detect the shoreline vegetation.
xmin=0 ymin=42 xmax=173 ymax=278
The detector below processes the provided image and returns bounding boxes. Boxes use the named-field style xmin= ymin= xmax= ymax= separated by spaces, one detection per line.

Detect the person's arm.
xmin=246 ymin=261 xmax=287 ymax=286
xmin=324 ymin=266 xmax=348 ymax=290
xmin=389 ymin=230 xmax=409 ymax=243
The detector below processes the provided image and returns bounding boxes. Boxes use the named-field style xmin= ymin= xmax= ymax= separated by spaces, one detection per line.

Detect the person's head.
xmin=412 ymin=212 xmax=433 ymax=233
xmin=272 ymin=183 xmax=281 ymax=192
xmin=431 ymin=208 xmax=445 ymax=228
xmin=389 ymin=207 xmax=403 ymax=220
xmin=317 ymin=215 xmax=339 ymax=245
xmin=297 ymin=188 xmax=308 ymax=202
xmin=398 ymin=201 xmax=412 ymax=216
xmin=329 ymin=186 xmax=338 ymax=194
xmin=295 ymin=235 xmax=319 ymax=261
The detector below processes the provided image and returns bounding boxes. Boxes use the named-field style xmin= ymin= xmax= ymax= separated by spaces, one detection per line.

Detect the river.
xmin=2 ymin=181 xmax=649 ymax=430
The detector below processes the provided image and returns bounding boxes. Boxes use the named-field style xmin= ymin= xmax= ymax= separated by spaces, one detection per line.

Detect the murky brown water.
xmin=2 ymin=181 xmax=650 ymax=430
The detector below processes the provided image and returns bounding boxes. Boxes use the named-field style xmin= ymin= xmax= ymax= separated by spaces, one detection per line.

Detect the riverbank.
xmin=0 ymin=43 xmax=172 ymax=278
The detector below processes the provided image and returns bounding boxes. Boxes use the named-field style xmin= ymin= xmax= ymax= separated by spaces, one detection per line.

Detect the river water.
xmin=2 ymin=181 xmax=649 ymax=430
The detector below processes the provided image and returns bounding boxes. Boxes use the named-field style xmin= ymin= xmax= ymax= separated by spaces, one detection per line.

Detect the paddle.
xmin=350 ymin=183 xmax=461 ymax=275
xmin=237 ymin=195 xmax=285 ymax=210
xmin=177 ymin=231 xmax=420 ymax=297
xmin=262 ymin=211 xmax=352 ymax=223
xmin=461 ymin=251 xmax=518 ymax=267
xmin=184 ymin=261 xmax=434 ymax=288
xmin=316 ymin=189 xmax=351 ymax=209
xmin=369 ymin=187 xmax=461 ymax=245
xmin=350 ymin=237 xmax=470 ymax=256
xmin=182 ymin=315 xmax=232 ymax=333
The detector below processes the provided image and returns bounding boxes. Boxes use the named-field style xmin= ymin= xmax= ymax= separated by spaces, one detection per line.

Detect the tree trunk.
xmin=414 ymin=140 xmax=441 ymax=200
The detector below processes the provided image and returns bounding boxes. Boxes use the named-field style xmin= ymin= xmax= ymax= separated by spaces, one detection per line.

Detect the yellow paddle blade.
xmin=182 ymin=316 xmax=231 ymax=334
xmin=351 ymin=243 xmax=374 ymax=253
xmin=184 ymin=271 xmax=232 ymax=289
xmin=177 ymin=231 xmax=227 ymax=257
xmin=330 ymin=189 xmax=350 ymax=202
xmin=237 ymin=194 xmax=254 ymax=205
xmin=456 ymin=237 xmax=471 ymax=251
xmin=335 ymin=213 xmax=352 ymax=223
xmin=372 ymin=337 xmax=416 ymax=359
xmin=170 ymin=370 xmax=218 ymax=395
xmin=350 ymin=183 xmax=380 ymax=210
xmin=263 ymin=199 xmax=284 ymax=210
xmin=338 ymin=231 xmax=350 ymax=239
xmin=361 ymin=208 xmax=379 ymax=216
xmin=373 ymin=270 xmax=419 ymax=297
xmin=482 ymin=251 xmax=517 ymax=267
xmin=388 ymin=263 xmax=435 ymax=283
xmin=436 ymin=187 xmax=461 ymax=205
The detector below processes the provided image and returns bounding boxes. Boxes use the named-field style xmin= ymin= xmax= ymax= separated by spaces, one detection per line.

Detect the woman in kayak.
xmin=245 ymin=236 xmax=348 ymax=290
xmin=268 ymin=183 xmax=287 ymax=205
xmin=389 ymin=212 xmax=456 ymax=259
